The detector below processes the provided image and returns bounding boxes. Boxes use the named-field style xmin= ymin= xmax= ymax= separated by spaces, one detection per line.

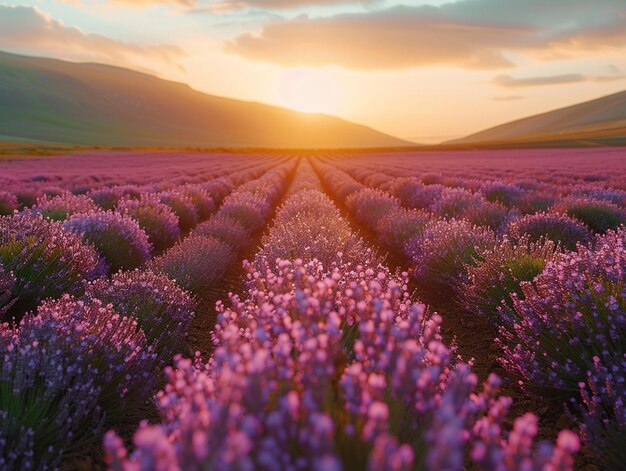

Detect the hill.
xmin=0 ymin=51 xmax=411 ymax=148
xmin=450 ymin=90 xmax=626 ymax=147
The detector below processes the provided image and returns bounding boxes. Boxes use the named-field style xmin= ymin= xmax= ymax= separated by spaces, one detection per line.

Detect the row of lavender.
xmin=0 ymin=156 xmax=294 ymax=469
xmin=105 ymin=159 xmax=579 ymax=470
xmin=329 ymin=149 xmax=626 ymax=194
xmin=314 ymin=160 xmax=625 ymax=468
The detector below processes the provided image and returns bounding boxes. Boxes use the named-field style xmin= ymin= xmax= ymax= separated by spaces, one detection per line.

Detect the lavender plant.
xmin=0 ymin=192 xmax=18 ymax=215
xmin=116 ymin=195 xmax=181 ymax=254
xmin=407 ymin=218 xmax=496 ymax=309
xmin=0 ymin=319 xmax=102 ymax=470
xmin=32 ymin=191 xmax=99 ymax=221
xmin=497 ymin=228 xmax=625 ymax=392
xmin=577 ymin=355 xmax=626 ymax=468
xmin=104 ymin=259 xmax=578 ymax=470
xmin=461 ymin=236 xmax=560 ymax=323
xmin=505 ymin=212 xmax=592 ymax=251
xmin=345 ymin=188 xmax=401 ymax=231
xmin=84 ymin=269 xmax=195 ymax=366
xmin=158 ymin=192 xmax=199 ymax=232
xmin=192 ymin=215 xmax=249 ymax=251
xmin=0 ymin=213 xmax=101 ymax=320
xmin=149 ymin=235 xmax=234 ymax=298
xmin=27 ymin=296 xmax=158 ymax=423
xmin=552 ymin=197 xmax=626 ymax=233
xmin=64 ymin=210 xmax=152 ymax=273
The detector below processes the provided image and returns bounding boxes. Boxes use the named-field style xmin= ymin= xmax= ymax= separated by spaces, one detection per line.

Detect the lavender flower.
xmin=461 ymin=236 xmax=560 ymax=323
xmin=346 ymin=188 xmax=401 ymax=232
xmin=149 ymin=235 xmax=234 ymax=298
xmin=25 ymin=295 xmax=158 ymax=423
xmin=116 ymin=195 xmax=181 ymax=254
xmin=0 ymin=191 xmax=18 ymax=215
xmin=105 ymin=257 xmax=576 ymax=471
xmin=0 ymin=265 xmax=16 ymax=317
xmin=0 ymin=317 xmax=102 ymax=470
xmin=64 ymin=210 xmax=152 ymax=273
xmin=179 ymin=185 xmax=215 ymax=221
xmin=407 ymin=218 xmax=496 ymax=309
xmin=158 ymin=191 xmax=199 ymax=232
xmin=497 ymin=227 xmax=625 ymax=392
xmin=388 ymin=178 xmax=444 ymax=210
xmin=552 ymin=196 xmax=626 ymax=233
xmin=32 ymin=191 xmax=99 ymax=221
xmin=84 ymin=269 xmax=195 ymax=366
xmin=0 ymin=212 xmax=101 ymax=320
xmin=480 ymin=181 xmax=525 ymax=207
xmin=505 ymin=212 xmax=592 ymax=251
xmin=192 ymin=215 xmax=249 ymax=251
xmin=375 ymin=208 xmax=430 ymax=255
xmin=577 ymin=355 xmax=626 ymax=467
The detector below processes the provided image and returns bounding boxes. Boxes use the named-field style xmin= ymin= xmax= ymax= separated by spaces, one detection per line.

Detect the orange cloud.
xmin=226 ymin=7 xmax=533 ymax=70
xmin=0 ymin=5 xmax=185 ymax=66
xmin=492 ymin=72 xmax=626 ymax=88
xmin=226 ymin=1 xmax=626 ymax=70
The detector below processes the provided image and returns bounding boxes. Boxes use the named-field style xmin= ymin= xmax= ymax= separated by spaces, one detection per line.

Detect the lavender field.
xmin=0 ymin=148 xmax=624 ymax=470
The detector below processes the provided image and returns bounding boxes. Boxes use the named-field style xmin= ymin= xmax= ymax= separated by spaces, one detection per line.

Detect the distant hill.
xmin=0 ymin=51 xmax=411 ymax=148
xmin=450 ymin=90 xmax=626 ymax=147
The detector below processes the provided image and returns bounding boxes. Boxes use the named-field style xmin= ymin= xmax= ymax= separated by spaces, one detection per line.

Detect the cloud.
xmin=492 ymin=95 xmax=524 ymax=101
xmin=109 ymin=0 xmax=195 ymax=5
xmin=492 ymin=74 xmax=585 ymax=87
xmin=225 ymin=0 xmax=626 ymax=70
xmin=492 ymin=72 xmax=626 ymax=87
xmin=226 ymin=6 xmax=532 ymax=69
xmin=0 ymin=5 xmax=185 ymax=67
xmin=203 ymin=0 xmax=372 ymax=12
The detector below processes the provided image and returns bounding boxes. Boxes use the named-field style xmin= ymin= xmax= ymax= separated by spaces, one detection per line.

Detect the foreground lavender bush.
xmin=430 ymin=188 xmax=486 ymax=219
xmin=1 ymin=316 xmax=102 ymax=470
xmin=258 ymin=189 xmax=374 ymax=268
xmin=29 ymin=296 xmax=158 ymax=423
xmin=0 ymin=191 xmax=18 ymax=215
xmin=105 ymin=259 xmax=578 ymax=470
xmin=345 ymin=188 xmax=400 ymax=231
xmin=64 ymin=210 xmax=152 ymax=273
xmin=497 ymin=228 xmax=625 ymax=393
xmin=116 ymin=195 xmax=181 ymax=254
xmin=387 ymin=178 xmax=444 ymax=210
xmin=461 ymin=200 xmax=516 ymax=233
xmin=577 ymin=355 xmax=626 ymax=468
xmin=0 ymin=265 xmax=15 ymax=317
xmin=480 ymin=181 xmax=525 ymax=207
xmin=461 ymin=236 xmax=560 ymax=323
xmin=0 ymin=213 xmax=101 ymax=320
xmin=85 ymin=270 xmax=195 ymax=366
xmin=376 ymin=207 xmax=430 ymax=254
xmin=192 ymin=215 xmax=249 ymax=251
xmin=408 ymin=218 xmax=496 ymax=309
xmin=88 ymin=186 xmax=132 ymax=211
xmin=150 ymin=235 xmax=233 ymax=298
xmin=32 ymin=191 xmax=99 ymax=221
xmin=552 ymin=197 xmax=626 ymax=233
xmin=158 ymin=192 xmax=199 ymax=232
xmin=178 ymin=185 xmax=215 ymax=221
xmin=218 ymin=191 xmax=271 ymax=232
xmin=505 ymin=212 xmax=592 ymax=251
xmin=0 ymin=296 xmax=158 ymax=469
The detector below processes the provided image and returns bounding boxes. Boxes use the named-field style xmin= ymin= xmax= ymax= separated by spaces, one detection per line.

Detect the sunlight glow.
xmin=276 ymin=68 xmax=341 ymax=115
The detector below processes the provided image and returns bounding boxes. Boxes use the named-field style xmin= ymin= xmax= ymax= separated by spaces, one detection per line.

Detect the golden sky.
xmin=1 ymin=0 xmax=625 ymax=143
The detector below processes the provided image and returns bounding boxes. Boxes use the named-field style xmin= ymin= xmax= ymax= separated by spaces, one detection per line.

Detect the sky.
xmin=1 ymin=0 xmax=625 ymax=143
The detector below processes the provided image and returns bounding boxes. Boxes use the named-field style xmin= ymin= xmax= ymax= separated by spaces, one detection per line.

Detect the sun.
xmin=277 ymin=68 xmax=341 ymax=115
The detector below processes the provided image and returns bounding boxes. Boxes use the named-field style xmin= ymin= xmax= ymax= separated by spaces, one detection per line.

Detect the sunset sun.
xmin=277 ymin=68 xmax=341 ymax=114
